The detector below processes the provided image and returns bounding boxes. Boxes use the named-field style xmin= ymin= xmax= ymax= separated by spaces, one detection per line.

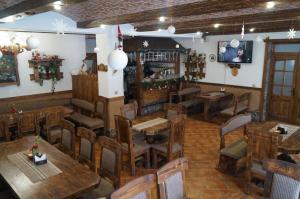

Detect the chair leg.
xmin=145 ymin=150 xmax=150 ymax=169
xmin=130 ymin=156 xmax=136 ymax=176
xmin=152 ymin=150 xmax=158 ymax=169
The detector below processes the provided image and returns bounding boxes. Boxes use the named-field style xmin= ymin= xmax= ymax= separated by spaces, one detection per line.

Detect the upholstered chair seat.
xmin=70 ymin=112 xmax=104 ymax=129
xmin=152 ymin=142 xmax=182 ymax=154
xmin=121 ymin=142 xmax=151 ymax=156
xmin=250 ymin=161 xmax=266 ymax=177
xmin=221 ymin=103 xmax=248 ymax=116
xmin=220 ymin=139 xmax=247 ymax=160
xmin=78 ymin=178 xmax=115 ymax=199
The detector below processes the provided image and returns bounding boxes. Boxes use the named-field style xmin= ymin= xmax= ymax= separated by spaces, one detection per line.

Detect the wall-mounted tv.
xmin=217 ymin=40 xmax=253 ymax=63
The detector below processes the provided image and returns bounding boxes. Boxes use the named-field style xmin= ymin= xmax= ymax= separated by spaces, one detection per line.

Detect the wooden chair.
xmin=17 ymin=112 xmax=38 ymax=137
xmin=111 ymin=174 xmax=157 ymax=199
xmin=245 ymin=130 xmax=280 ymax=195
xmin=120 ymin=100 xmax=138 ymax=120
xmin=79 ymin=136 xmax=122 ymax=199
xmin=152 ymin=114 xmax=186 ymax=168
xmin=163 ymin=103 xmax=185 ymax=120
xmin=77 ymin=127 xmax=97 ymax=171
xmin=45 ymin=109 xmax=64 ymax=144
xmin=217 ymin=113 xmax=252 ymax=174
xmin=0 ymin=120 xmax=11 ymax=141
xmin=95 ymin=100 xmax=107 ymax=133
xmin=54 ymin=119 xmax=76 ymax=157
xmin=157 ymin=157 xmax=189 ymax=199
xmin=114 ymin=115 xmax=151 ymax=176
xmin=220 ymin=92 xmax=251 ymax=116
xmin=263 ymin=159 xmax=300 ymax=199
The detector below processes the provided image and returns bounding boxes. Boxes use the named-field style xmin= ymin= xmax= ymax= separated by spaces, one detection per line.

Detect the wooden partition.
xmin=72 ymin=74 xmax=98 ymax=103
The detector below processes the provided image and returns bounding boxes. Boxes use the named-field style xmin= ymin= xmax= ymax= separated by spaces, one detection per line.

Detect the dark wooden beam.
xmin=137 ymin=8 xmax=300 ymax=32
xmin=77 ymin=0 xmax=272 ymax=28
xmin=0 ymin=0 xmax=87 ymax=19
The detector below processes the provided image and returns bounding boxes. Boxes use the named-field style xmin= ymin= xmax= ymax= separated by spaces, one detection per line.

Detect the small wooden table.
xmin=132 ymin=117 xmax=169 ymax=143
xmin=197 ymin=91 xmax=234 ymax=121
xmin=247 ymin=121 xmax=300 ymax=154
xmin=0 ymin=136 xmax=99 ymax=199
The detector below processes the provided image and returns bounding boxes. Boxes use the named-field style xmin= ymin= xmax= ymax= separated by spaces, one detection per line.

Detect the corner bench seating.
xmin=69 ymin=98 xmax=105 ymax=131
xmin=169 ymin=87 xmax=202 ymax=112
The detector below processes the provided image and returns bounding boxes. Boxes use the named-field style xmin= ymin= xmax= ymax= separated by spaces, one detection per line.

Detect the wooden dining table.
xmin=197 ymin=91 xmax=234 ymax=121
xmin=0 ymin=136 xmax=99 ymax=199
xmin=247 ymin=121 xmax=300 ymax=154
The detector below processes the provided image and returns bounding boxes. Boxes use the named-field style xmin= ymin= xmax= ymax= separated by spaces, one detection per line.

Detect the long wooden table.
xmin=0 ymin=136 xmax=99 ymax=199
xmin=197 ymin=91 xmax=234 ymax=121
xmin=247 ymin=121 xmax=300 ymax=154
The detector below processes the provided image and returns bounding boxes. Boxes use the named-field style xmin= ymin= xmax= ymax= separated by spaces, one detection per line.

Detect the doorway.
xmin=267 ymin=42 xmax=300 ymax=124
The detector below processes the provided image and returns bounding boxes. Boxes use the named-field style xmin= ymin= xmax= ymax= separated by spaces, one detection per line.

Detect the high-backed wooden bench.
xmin=169 ymin=87 xmax=202 ymax=112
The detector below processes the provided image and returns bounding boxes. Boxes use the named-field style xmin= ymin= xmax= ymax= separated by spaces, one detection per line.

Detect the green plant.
xmin=37 ymin=58 xmax=60 ymax=93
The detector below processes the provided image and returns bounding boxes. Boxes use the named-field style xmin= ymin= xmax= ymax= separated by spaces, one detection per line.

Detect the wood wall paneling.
xmin=72 ymin=74 xmax=98 ymax=103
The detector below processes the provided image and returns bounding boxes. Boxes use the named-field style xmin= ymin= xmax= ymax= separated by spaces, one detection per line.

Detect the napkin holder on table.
xmin=34 ymin=153 xmax=47 ymax=165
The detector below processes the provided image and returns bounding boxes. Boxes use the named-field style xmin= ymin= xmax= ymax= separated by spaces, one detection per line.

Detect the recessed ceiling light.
xmin=100 ymin=24 xmax=106 ymax=29
xmin=214 ymin=23 xmax=221 ymax=28
xmin=249 ymin=28 xmax=256 ymax=32
xmin=157 ymin=28 xmax=162 ymax=32
xmin=53 ymin=1 xmax=62 ymax=10
xmin=159 ymin=16 xmax=165 ymax=22
xmin=266 ymin=1 xmax=275 ymax=9
xmin=53 ymin=4 xmax=62 ymax=10
xmin=196 ymin=31 xmax=201 ymax=35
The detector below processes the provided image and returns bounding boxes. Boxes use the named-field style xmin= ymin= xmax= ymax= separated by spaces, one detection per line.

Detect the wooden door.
xmin=269 ymin=53 xmax=299 ymax=123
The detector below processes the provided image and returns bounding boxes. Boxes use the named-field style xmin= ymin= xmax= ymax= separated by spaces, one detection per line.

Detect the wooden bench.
xmin=169 ymin=87 xmax=202 ymax=112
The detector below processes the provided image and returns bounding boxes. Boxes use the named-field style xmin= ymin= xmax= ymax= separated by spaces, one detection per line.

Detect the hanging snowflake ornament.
xmin=52 ymin=19 xmax=68 ymax=35
xmin=143 ymin=40 xmax=149 ymax=48
xmin=288 ymin=28 xmax=296 ymax=39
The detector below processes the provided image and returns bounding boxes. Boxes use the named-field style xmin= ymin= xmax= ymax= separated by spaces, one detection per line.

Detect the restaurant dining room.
xmin=1 ymin=0 xmax=300 ymax=199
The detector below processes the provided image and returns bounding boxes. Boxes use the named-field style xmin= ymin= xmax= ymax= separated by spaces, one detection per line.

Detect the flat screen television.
xmin=217 ymin=40 xmax=253 ymax=63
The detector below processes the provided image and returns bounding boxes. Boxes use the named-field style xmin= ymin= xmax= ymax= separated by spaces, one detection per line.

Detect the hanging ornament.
xmin=219 ymin=47 xmax=226 ymax=53
xmin=288 ymin=28 xmax=296 ymax=39
xmin=107 ymin=25 xmax=128 ymax=70
xmin=93 ymin=47 xmax=100 ymax=53
xmin=143 ymin=40 xmax=149 ymax=48
xmin=168 ymin=25 xmax=176 ymax=34
xmin=230 ymin=39 xmax=240 ymax=48
xmin=175 ymin=44 xmax=179 ymax=48
xmin=241 ymin=23 xmax=245 ymax=39
xmin=0 ymin=51 xmax=2 ymax=59
xmin=26 ymin=36 xmax=40 ymax=50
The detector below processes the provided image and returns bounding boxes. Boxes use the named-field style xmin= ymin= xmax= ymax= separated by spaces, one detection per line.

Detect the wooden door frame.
xmin=261 ymin=38 xmax=300 ymax=123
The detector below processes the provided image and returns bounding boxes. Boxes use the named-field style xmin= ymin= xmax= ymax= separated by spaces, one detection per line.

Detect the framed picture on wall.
xmin=0 ymin=51 xmax=20 ymax=86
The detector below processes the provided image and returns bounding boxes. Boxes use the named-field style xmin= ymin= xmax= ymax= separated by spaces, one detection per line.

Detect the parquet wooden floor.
xmin=119 ymin=114 xmax=256 ymax=199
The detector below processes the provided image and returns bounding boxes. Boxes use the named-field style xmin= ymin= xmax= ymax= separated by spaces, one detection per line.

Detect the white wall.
xmin=175 ymin=32 xmax=300 ymax=88
xmin=0 ymin=32 xmax=86 ymax=98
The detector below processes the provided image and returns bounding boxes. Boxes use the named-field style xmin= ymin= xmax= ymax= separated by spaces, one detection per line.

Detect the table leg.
xmin=204 ymin=102 xmax=209 ymax=121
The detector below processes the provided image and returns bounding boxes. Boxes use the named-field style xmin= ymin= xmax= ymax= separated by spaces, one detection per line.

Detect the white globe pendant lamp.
xmin=108 ymin=48 xmax=128 ymax=70
xmin=230 ymin=39 xmax=240 ymax=48
xmin=168 ymin=25 xmax=176 ymax=34
xmin=26 ymin=36 xmax=40 ymax=50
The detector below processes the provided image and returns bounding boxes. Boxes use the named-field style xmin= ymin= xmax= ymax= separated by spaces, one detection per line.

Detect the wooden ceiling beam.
xmin=77 ymin=0 xmax=272 ymax=28
xmin=137 ymin=8 xmax=300 ymax=32
xmin=0 ymin=0 xmax=87 ymax=20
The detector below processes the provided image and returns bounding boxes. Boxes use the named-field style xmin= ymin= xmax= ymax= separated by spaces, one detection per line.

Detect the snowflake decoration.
xmin=128 ymin=28 xmax=137 ymax=38
xmin=143 ymin=40 xmax=149 ymax=48
xmin=52 ymin=19 xmax=69 ymax=35
xmin=288 ymin=28 xmax=296 ymax=39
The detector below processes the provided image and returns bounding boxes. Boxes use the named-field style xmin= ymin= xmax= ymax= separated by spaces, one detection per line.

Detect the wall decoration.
xmin=209 ymin=54 xmax=216 ymax=62
xmin=29 ymin=51 xmax=64 ymax=93
xmin=143 ymin=40 xmax=149 ymax=48
xmin=288 ymin=28 xmax=296 ymax=39
xmin=184 ymin=50 xmax=206 ymax=81
xmin=0 ymin=51 xmax=19 ymax=86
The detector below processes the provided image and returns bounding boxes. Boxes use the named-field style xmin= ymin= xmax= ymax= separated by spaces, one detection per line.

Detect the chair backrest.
xmin=98 ymin=136 xmax=122 ymax=189
xmin=247 ymin=130 xmax=280 ymax=165
xmin=95 ymin=100 xmax=106 ymax=119
xmin=220 ymin=113 xmax=252 ymax=149
xmin=157 ymin=157 xmax=189 ymax=199
xmin=71 ymin=98 xmax=95 ymax=117
xmin=77 ymin=127 xmax=97 ymax=170
xmin=60 ymin=119 xmax=76 ymax=153
xmin=45 ymin=109 xmax=64 ymax=129
xmin=17 ymin=112 xmax=37 ymax=136
xmin=163 ymin=103 xmax=185 ymax=120
xmin=0 ymin=120 xmax=10 ymax=141
xmin=120 ymin=101 xmax=138 ymax=120
xmin=167 ymin=114 xmax=186 ymax=160
xmin=263 ymin=159 xmax=300 ymax=199
xmin=233 ymin=92 xmax=251 ymax=114
xmin=111 ymin=174 xmax=157 ymax=199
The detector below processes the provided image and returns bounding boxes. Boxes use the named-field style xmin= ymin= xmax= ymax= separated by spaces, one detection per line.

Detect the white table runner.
xmin=270 ymin=123 xmax=300 ymax=141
